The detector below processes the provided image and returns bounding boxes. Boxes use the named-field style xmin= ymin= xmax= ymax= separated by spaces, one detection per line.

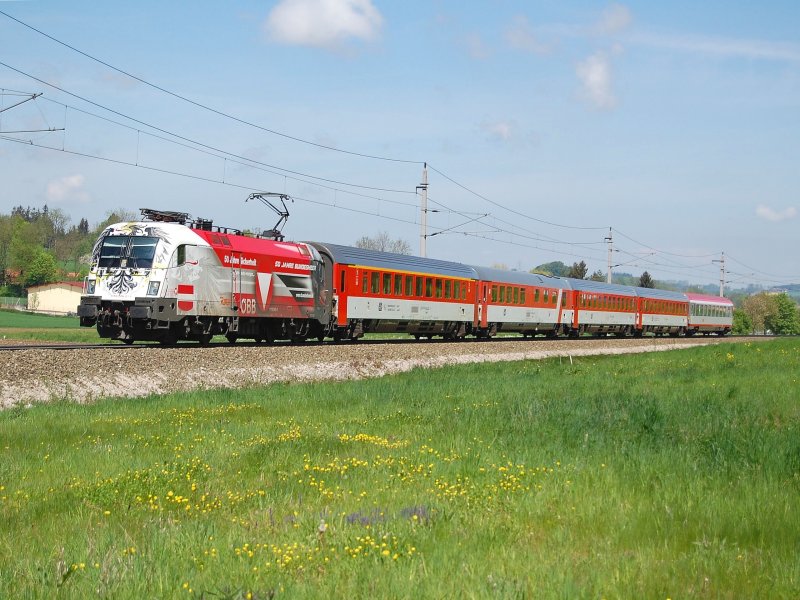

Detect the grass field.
xmin=0 ymin=309 xmax=98 ymax=343
xmin=1 ymin=339 xmax=798 ymax=598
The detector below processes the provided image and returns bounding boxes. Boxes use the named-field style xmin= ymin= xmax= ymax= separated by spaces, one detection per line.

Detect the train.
xmin=77 ymin=209 xmax=734 ymax=345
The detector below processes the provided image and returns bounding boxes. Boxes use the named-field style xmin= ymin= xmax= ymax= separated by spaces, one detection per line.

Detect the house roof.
xmin=27 ymin=281 xmax=83 ymax=292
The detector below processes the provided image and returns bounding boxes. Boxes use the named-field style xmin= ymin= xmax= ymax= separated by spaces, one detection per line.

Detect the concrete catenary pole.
xmin=418 ymin=163 xmax=428 ymax=257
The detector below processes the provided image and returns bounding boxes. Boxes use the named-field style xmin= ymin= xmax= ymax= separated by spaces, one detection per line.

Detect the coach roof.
xmin=308 ymin=242 xmax=478 ymax=279
xmin=470 ymin=265 xmax=570 ymax=289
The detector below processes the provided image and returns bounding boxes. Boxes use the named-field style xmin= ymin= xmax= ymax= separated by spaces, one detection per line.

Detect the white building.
xmin=26 ymin=282 xmax=84 ymax=315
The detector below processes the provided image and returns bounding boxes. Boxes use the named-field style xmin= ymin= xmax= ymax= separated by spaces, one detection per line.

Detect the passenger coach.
xmin=308 ymin=243 xmax=477 ymax=340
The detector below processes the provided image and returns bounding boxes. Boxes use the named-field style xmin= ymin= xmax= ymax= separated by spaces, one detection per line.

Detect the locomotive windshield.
xmin=98 ymin=236 xmax=159 ymax=269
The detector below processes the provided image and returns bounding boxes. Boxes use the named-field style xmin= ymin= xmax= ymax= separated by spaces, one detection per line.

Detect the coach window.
xmin=544 ymin=290 xmax=549 ymax=304
xmin=393 ymin=274 xmax=402 ymax=296
xmin=425 ymin=277 xmax=433 ymax=298
xmin=552 ymin=292 xmax=558 ymax=305
xmin=382 ymin=273 xmax=391 ymax=295
xmin=520 ymin=288 xmax=526 ymax=304
xmin=454 ymin=281 xmax=461 ymax=299
xmin=340 ymin=270 xmax=346 ymax=293
xmin=435 ymin=279 xmax=442 ymax=299
xmin=491 ymin=285 xmax=497 ymax=302
xmin=405 ymin=275 xmax=413 ymax=296
xmin=444 ymin=280 xmax=452 ymax=299
xmin=371 ymin=272 xmax=380 ymax=294
xmin=561 ymin=293 xmax=566 ymax=307
xmin=362 ymin=272 xmax=368 ymax=294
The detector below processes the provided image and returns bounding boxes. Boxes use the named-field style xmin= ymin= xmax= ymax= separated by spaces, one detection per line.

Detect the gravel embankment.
xmin=0 ymin=337 xmax=765 ymax=409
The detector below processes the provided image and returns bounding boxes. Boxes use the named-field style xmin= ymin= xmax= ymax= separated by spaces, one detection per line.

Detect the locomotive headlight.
xmin=86 ymin=279 xmax=96 ymax=295
xmin=147 ymin=281 xmax=161 ymax=296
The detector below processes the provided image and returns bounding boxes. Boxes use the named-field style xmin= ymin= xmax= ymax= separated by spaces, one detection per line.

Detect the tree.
xmin=741 ymin=292 xmax=778 ymax=334
xmin=25 ymin=250 xmax=59 ymax=287
xmin=590 ymin=270 xmax=606 ymax=282
xmin=567 ymin=261 xmax=588 ymax=279
xmin=732 ymin=309 xmax=753 ymax=335
xmin=764 ymin=293 xmax=800 ymax=335
xmin=354 ymin=232 xmax=411 ymax=255
xmin=638 ymin=271 xmax=654 ymax=288
xmin=531 ymin=261 xmax=569 ymax=277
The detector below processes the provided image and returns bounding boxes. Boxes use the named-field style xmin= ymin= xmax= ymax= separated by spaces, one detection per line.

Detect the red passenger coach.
xmin=566 ymin=279 xmax=638 ymax=336
xmin=308 ymin=243 xmax=478 ymax=340
xmin=472 ymin=266 xmax=571 ymax=337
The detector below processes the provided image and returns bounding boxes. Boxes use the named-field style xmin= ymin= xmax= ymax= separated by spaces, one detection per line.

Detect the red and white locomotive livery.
xmin=78 ymin=209 xmax=327 ymax=344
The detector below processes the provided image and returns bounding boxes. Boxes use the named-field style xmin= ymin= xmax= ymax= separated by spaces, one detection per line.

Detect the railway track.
xmin=0 ymin=334 xmax=748 ymax=352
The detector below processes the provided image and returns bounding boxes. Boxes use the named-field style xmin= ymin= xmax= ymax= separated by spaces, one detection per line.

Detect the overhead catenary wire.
xmin=0 ymin=61 xmax=416 ymax=196
xmin=0 ymin=12 xmax=620 ymax=235
xmin=0 ymin=9 xmax=421 ymax=166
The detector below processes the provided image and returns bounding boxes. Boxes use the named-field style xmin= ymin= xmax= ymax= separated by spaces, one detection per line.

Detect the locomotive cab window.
xmin=98 ymin=236 xmax=159 ymax=269
xmin=176 ymin=245 xmax=186 ymax=266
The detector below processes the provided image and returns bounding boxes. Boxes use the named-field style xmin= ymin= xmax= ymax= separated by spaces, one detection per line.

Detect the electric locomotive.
xmin=77 ymin=209 xmax=329 ymax=344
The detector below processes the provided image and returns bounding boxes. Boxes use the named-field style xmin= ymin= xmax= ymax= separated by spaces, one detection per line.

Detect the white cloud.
xmin=629 ymin=32 xmax=800 ymax=63
xmin=46 ymin=175 xmax=90 ymax=204
xmin=264 ymin=0 xmax=383 ymax=50
xmin=504 ymin=15 xmax=548 ymax=55
xmin=464 ymin=32 xmax=491 ymax=60
xmin=481 ymin=120 xmax=514 ymax=142
xmin=756 ymin=205 xmax=797 ymax=222
xmin=596 ymin=3 xmax=632 ymax=35
xmin=576 ymin=51 xmax=616 ymax=110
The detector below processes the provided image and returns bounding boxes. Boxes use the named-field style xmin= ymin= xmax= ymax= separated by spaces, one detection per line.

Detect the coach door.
xmin=478 ymin=282 xmax=489 ymax=328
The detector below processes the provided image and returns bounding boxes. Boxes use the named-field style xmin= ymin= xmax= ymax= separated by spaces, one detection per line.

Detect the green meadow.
xmin=0 ymin=309 xmax=102 ymax=343
xmin=1 ymin=339 xmax=798 ymax=598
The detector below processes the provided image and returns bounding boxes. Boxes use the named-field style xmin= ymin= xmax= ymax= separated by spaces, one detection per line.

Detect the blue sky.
xmin=1 ymin=1 xmax=798 ymax=288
